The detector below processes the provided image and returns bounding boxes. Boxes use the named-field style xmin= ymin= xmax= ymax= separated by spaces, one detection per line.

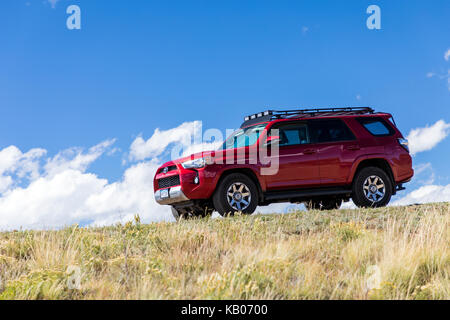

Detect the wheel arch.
xmin=215 ymin=168 xmax=264 ymax=203
xmin=350 ymin=158 xmax=396 ymax=192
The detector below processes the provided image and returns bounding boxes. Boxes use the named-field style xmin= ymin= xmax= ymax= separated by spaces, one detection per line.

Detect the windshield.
xmin=220 ymin=123 xmax=267 ymax=150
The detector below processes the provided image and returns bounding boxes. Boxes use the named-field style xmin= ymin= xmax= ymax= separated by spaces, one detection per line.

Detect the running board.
xmin=264 ymin=187 xmax=352 ymax=202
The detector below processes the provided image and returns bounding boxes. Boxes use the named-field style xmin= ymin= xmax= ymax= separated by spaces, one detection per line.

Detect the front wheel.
xmin=352 ymin=167 xmax=392 ymax=208
xmin=171 ymin=206 xmax=213 ymax=221
xmin=212 ymin=173 xmax=259 ymax=216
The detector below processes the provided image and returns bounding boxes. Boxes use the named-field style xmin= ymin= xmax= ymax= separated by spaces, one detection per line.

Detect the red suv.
xmin=154 ymin=107 xmax=413 ymax=219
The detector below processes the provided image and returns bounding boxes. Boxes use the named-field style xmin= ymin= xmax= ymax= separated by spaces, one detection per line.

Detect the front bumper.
xmin=154 ymin=185 xmax=189 ymax=205
xmin=154 ymin=162 xmax=219 ymax=204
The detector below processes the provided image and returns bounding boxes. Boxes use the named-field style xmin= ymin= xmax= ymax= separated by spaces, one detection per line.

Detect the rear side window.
xmin=357 ymin=117 xmax=395 ymax=136
xmin=308 ymin=119 xmax=355 ymax=143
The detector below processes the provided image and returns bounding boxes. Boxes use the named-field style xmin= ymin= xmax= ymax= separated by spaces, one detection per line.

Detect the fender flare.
xmin=214 ymin=166 xmax=266 ymax=200
xmin=347 ymin=155 xmax=395 ymax=185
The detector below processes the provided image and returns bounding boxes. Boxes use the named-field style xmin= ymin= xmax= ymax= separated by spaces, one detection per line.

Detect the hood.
xmin=159 ymin=150 xmax=215 ymax=167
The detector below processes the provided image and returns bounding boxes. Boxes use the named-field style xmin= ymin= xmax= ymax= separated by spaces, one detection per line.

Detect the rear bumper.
xmin=395 ymin=168 xmax=414 ymax=184
xmin=154 ymin=186 xmax=189 ymax=205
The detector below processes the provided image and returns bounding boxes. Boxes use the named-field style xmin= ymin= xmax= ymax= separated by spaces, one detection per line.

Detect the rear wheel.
xmin=352 ymin=166 xmax=392 ymax=208
xmin=213 ymin=173 xmax=259 ymax=216
xmin=304 ymin=198 xmax=342 ymax=211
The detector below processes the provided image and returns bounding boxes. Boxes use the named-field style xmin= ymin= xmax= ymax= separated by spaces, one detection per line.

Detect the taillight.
xmin=398 ymin=138 xmax=409 ymax=153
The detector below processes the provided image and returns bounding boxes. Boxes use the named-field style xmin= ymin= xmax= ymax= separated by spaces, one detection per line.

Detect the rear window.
xmin=357 ymin=117 xmax=395 ymax=136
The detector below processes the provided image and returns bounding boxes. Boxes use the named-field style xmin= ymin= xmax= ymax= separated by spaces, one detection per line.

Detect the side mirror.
xmin=264 ymin=136 xmax=280 ymax=147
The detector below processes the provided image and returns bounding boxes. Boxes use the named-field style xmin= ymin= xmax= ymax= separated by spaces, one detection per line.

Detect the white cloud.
xmin=0 ymin=139 xmax=132 ymax=230
xmin=0 ymin=160 xmax=171 ymax=230
xmin=393 ymin=184 xmax=450 ymax=206
xmin=0 ymin=146 xmax=22 ymax=174
xmin=0 ymin=121 xmax=227 ymax=230
xmin=0 ymin=146 xmax=46 ymax=177
xmin=407 ymin=120 xmax=450 ymax=155
xmin=181 ymin=141 xmax=222 ymax=158
xmin=129 ymin=121 xmax=202 ymax=162
xmin=0 ymin=176 xmax=13 ymax=194
xmin=445 ymin=49 xmax=450 ymax=61
xmin=44 ymin=139 xmax=115 ymax=177
xmin=0 ymin=170 xmax=108 ymax=229
xmin=85 ymin=160 xmax=171 ymax=226
xmin=0 ymin=146 xmax=46 ymax=194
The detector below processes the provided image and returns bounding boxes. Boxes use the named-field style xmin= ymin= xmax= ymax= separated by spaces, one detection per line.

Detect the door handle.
xmin=346 ymin=145 xmax=360 ymax=151
xmin=304 ymin=149 xmax=316 ymax=155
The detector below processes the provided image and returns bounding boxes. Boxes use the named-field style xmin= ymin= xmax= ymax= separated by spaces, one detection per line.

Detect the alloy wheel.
xmin=226 ymin=182 xmax=251 ymax=211
xmin=363 ymin=175 xmax=386 ymax=203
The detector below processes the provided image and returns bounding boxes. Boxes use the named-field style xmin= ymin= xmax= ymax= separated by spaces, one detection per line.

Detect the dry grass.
xmin=0 ymin=203 xmax=449 ymax=300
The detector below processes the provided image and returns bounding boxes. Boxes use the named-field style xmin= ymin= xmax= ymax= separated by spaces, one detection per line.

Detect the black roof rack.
xmin=241 ymin=107 xmax=375 ymax=128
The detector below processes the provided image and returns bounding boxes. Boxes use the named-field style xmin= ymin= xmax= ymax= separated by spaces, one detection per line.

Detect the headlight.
xmin=181 ymin=158 xmax=206 ymax=169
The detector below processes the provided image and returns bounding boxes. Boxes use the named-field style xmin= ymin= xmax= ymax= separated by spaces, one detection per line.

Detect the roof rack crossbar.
xmin=270 ymin=107 xmax=374 ymax=118
xmin=241 ymin=107 xmax=375 ymax=128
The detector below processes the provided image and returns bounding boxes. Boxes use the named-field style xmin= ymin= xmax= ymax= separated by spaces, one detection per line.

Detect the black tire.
xmin=212 ymin=173 xmax=259 ymax=216
xmin=352 ymin=166 xmax=392 ymax=208
xmin=304 ymin=198 xmax=342 ymax=211
xmin=171 ymin=205 xmax=213 ymax=221
xmin=171 ymin=206 xmax=184 ymax=221
xmin=171 ymin=206 xmax=197 ymax=221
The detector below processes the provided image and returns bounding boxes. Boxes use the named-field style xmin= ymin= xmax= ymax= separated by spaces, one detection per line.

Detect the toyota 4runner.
xmin=154 ymin=107 xmax=414 ymax=219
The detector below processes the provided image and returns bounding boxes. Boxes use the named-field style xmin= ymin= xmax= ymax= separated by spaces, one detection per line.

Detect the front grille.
xmin=157 ymin=175 xmax=180 ymax=189
xmin=158 ymin=165 xmax=177 ymax=174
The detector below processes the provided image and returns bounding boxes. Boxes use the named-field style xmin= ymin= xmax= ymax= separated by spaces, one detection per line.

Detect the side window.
xmin=309 ymin=119 xmax=355 ymax=143
xmin=357 ymin=117 xmax=395 ymax=136
xmin=272 ymin=123 xmax=310 ymax=147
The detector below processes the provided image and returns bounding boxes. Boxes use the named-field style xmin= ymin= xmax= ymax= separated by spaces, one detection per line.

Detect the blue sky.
xmin=0 ymin=0 xmax=449 ymax=229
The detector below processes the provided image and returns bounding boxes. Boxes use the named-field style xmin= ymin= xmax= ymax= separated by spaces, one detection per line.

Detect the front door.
xmin=263 ymin=121 xmax=320 ymax=190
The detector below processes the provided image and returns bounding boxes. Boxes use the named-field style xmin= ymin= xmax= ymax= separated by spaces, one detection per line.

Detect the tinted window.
xmin=358 ymin=118 xmax=394 ymax=136
xmin=309 ymin=119 xmax=355 ymax=143
xmin=271 ymin=123 xmax=310 ymax=147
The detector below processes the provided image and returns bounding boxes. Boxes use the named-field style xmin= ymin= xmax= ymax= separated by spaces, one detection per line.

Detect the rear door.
xmin=308 ymin=118 xmax=360 ymax=186
xmin=264 ymin=121 xmax=320 ymax=190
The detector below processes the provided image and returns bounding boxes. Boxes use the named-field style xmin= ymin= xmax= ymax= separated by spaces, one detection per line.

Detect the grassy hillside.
xmin=0 ymin=203 xmax=449 ymax=300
